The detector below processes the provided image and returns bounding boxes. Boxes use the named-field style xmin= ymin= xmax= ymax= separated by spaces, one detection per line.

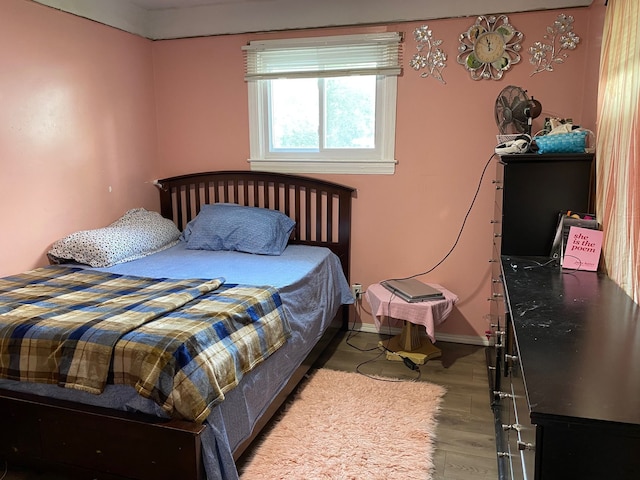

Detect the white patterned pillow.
xmin=48 ymin=208 xmax=180 ymax=267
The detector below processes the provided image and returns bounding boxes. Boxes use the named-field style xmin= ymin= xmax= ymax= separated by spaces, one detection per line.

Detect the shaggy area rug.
xmin=238 ymin=368 xmax=446 ymax=480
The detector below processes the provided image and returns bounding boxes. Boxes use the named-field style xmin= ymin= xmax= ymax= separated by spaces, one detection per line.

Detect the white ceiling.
xmin=33 ymin=0 xmax=594 ymax=40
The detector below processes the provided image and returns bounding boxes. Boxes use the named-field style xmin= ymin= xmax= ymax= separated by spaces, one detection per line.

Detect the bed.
xmin=0 ymin=171 xmax=355 ymax=480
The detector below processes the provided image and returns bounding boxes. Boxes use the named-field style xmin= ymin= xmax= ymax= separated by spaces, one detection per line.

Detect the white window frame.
xmin=243 ymin=33 xmax=402 ymax=175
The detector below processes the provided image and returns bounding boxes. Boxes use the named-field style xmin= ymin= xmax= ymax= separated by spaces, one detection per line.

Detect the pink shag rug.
xmin=238 ymin=368 xmax=446 ymax=480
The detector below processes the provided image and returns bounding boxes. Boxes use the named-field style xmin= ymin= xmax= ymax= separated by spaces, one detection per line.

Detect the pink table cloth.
xmin=365 ymin=282 xmax=458 ymax=343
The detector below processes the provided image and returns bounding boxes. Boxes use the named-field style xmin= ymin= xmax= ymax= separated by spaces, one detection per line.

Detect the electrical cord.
xmin=354 ymin=347 xmax=423 ymax=383
xmin=523 ymin=257 xmax=557 ymax=269
xmin=520 ymin=255 xmax=583 ymax=272
xmin=347 ymin=153 xmax=497 ymax=381
xmin=389 ymin=152 xmax=498 ymax=282
xmin=345 ymin=291 xmax=380 ymax=353
xmin=347 ymin=291 xmax=423 ymax=381
xmin=345 ymin=290 xmax=422 ymax=382
xmin=378 ymin=343 xmax=419 ymax=371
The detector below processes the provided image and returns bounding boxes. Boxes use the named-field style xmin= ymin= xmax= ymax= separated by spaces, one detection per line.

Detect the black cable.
xmin=355 ymin=350 xmax=423 ymax=383
xmin=347 ymin=294 xmax=423 ymax=381
xmin=390 ymin=152 xmax=498 ymax=282
xmin=345 ymin=294 xmax=381 ymax=352
xmin=348 ymin=153 xmax=497 ymax=381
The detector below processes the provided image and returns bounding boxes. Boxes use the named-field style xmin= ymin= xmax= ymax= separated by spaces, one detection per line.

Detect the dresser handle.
xmin=497 ymin=452 xmax=510 ymax=458
xmin=489 ymin=258 xmax=499 ymax=263
xmin=518 ymin=441 xmax=535 ymax=451
xmin=493 ymin=391 xmax=514 ymax=399
xmin=494 ymin=233 xmax=502 ymax=238
xmin=490 ymin=219 xmax=500 ymax=224
xmin=502 ymin=423 xmax=522 ymax=432
xmin=505 ymin=354 xmax=518 ymax=362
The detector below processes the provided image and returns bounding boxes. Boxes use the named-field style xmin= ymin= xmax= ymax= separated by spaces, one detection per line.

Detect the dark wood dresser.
xmin=483 ymin=152 xmax=640 ymax=479
xmin=496 ymin=256 xmax=640 ymax=480
xmin=487 ymin=153 xmax=595 ymax=410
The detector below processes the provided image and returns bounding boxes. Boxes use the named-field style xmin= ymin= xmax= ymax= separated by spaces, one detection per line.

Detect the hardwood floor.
xmin=1 ymin=330 xmax=498 ymax=480
xmin=315 ymin=329 xmax=499 ymax=480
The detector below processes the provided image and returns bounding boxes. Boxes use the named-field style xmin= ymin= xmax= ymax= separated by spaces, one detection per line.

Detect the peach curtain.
xmin=596 ymin=0 xmax=640 ymax=302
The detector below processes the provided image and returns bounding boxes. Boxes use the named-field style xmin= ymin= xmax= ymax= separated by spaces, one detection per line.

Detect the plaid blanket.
xmin=0 ymin=266 xmax=291 ymax=422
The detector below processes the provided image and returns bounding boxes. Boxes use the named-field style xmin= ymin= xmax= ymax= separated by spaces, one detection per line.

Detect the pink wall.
xmin=153 ymin=5 xmax=605 ymax=341
xmin=1 ymin=0 xmax=606 ymax=343
xmin=0 ymin=0 xmax=158 ymax=276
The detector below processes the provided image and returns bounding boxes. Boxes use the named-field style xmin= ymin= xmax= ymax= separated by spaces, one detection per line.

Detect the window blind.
xmin=243 ymin=32 xmax=403 ymax=80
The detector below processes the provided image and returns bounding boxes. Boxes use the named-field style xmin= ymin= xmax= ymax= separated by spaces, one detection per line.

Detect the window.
xmin=243 ymin=33 xmax=403 ymax=174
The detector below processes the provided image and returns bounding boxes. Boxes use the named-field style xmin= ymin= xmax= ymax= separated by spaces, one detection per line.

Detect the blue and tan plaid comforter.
xmin=0 ymin=266 xmax=291 ymax=423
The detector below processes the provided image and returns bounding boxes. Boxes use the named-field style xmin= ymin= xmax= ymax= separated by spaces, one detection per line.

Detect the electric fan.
xmin=494 ymin=85 xmax=542 ymax=138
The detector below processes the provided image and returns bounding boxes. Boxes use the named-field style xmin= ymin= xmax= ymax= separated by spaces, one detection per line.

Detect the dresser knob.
xmin=497 ymin=451 xmax=510 ymax=458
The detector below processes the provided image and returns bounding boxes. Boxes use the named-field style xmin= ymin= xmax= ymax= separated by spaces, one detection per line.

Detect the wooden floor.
xmin=315 ymin=330 xmax=499 ymax=480
xmin=1 ymin=330 xmax=498 ymax=480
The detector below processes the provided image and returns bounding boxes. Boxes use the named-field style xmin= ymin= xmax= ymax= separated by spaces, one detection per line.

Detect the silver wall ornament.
xmin=529 ymin=14 xmax=580 ymax=76
xmin=409 ymin=25 xmax=447 ymax=84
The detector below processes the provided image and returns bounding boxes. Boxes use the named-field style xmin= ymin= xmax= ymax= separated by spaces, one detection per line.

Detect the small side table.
xmin=365 ymin=282 xmax=458 ymax=364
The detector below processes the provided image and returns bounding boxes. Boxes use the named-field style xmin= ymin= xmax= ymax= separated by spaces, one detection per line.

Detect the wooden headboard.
xmin=155 ymin=171 xmax=356 ymax=282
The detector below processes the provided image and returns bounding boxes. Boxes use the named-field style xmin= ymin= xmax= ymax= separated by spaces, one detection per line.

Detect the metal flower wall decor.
xmin=409 ymin=25 xmax=447 ymax=84
xmin=529 ymin=14 xmax=580 ymax=76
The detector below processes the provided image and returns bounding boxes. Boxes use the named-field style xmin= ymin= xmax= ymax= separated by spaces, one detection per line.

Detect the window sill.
xmin=248 ymin=158 xmax=397 ymax=175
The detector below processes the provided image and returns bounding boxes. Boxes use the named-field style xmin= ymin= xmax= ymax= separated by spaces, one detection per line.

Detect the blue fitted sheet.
xmin=0 ymin=242 xmax=353 ymax=480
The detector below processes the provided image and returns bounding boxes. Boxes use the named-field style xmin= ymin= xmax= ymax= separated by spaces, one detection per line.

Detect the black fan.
xmin=495 ymin=85 xmax=542 ymax=136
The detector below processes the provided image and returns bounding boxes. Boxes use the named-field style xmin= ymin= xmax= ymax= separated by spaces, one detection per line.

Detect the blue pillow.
xmin=184 ymin=204 xmax=295 ymax=255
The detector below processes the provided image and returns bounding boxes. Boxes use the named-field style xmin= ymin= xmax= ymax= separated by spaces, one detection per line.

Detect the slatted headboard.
xmin=155 ymin=170 xmax=355 ymax=282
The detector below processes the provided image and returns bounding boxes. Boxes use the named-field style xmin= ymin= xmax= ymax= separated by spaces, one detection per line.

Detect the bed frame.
xmin=0 ymin=171 xmax=355 ymax=479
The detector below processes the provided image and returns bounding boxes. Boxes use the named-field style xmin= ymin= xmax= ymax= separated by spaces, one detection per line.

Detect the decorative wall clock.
xmin=457 ymin=15 xmax=523 ymax=80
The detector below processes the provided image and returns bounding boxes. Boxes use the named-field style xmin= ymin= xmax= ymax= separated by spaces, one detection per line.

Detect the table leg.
xmin=380 ymin=320 xmax=441 ymax=365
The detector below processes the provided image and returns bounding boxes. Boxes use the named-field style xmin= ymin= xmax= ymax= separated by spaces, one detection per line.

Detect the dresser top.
xmin=499 ymin=152 xmax=594 ymax=163
xmin=501 ymin=256 xmax=640 ymax=427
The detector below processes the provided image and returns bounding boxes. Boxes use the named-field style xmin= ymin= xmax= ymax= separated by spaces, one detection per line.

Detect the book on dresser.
xmin=561 ymin=225 xmax=603 ymax=271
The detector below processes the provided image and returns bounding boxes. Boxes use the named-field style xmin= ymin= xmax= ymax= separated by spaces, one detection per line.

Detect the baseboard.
xmin=353 ymin=323 xmax=490 ymax=347
xmin=435 ymin=332 xmax=490 ymax=347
